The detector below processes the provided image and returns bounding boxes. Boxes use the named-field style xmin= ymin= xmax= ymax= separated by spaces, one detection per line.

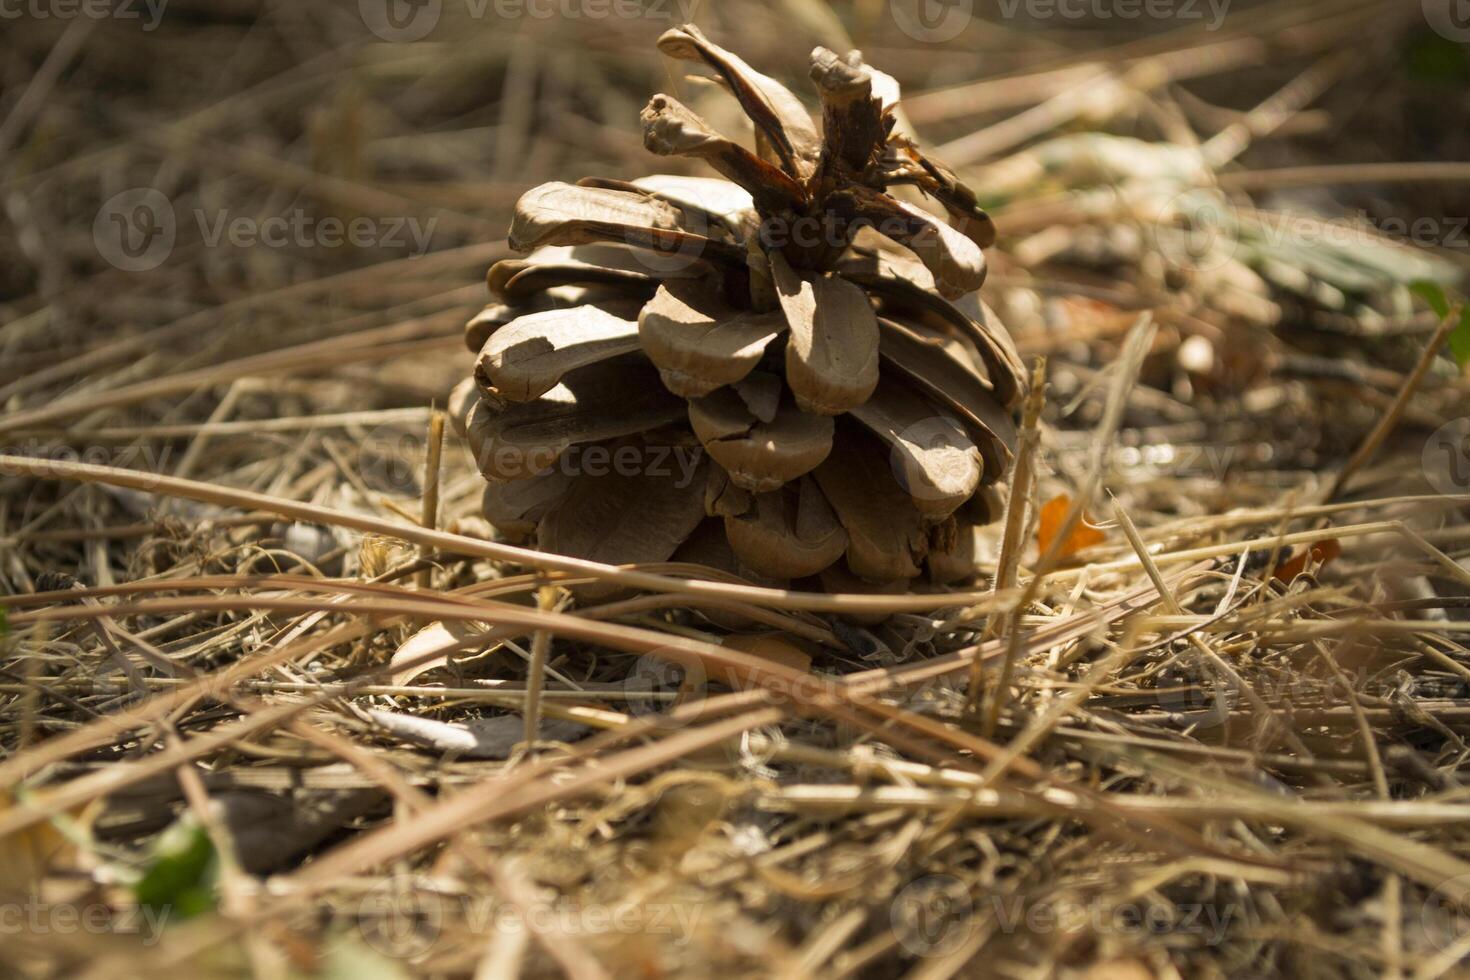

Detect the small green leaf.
xmin=132 ymin=817 xmax=218 ymax=921
xmin=1451 ymin=313 xmax=1470 ymax=368
xmin=1411 ymin=279 xmax=1452 ymax=319
xmin=1411 ymin=280 xmax=1470 ymax=367
xmin=1403 ymin=31 xmax=1470 ymax=84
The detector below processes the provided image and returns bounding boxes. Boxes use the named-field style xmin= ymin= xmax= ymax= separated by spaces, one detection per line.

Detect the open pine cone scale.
xmin=452 ymin=27 xmax=1026 ymax=588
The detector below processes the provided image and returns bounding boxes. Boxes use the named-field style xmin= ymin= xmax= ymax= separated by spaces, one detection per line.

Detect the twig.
xmin=1325 ymin=304 xmax=1462 ymax=504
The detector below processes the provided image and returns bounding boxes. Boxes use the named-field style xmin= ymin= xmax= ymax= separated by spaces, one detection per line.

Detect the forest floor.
xmin=3 ymin=1 xmax=1470 ymax=977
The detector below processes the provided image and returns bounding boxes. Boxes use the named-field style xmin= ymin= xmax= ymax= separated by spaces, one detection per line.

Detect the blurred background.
xmin=2 ymin=0 xmax=1467 ymax=579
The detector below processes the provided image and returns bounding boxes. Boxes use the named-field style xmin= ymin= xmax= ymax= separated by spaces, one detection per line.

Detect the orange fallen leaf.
xmin=1037 ymin=493 xmax=1106 ymax=559
xmin=1272 ymin=537 xmax=1342 ymax=582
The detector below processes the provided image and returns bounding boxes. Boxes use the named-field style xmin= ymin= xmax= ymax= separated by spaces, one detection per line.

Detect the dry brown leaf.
xmin=1273 ymin=538 xmax=1342 ymax=582
xmin=390 ymin=620 xmax=492 ymax=685
xmin=1037 ymin=493 xmax=1107 ymax=558
xmin=0 ymin=809 xmax=76 ymax=901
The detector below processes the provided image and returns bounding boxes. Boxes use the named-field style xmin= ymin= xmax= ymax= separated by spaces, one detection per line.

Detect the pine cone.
xmin=452 ymin=27 xmax=1025 ymax=589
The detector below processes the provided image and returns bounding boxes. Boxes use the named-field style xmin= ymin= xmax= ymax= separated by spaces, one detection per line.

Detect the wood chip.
xmin=366 ymin=709 xmax=589 ymax=759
